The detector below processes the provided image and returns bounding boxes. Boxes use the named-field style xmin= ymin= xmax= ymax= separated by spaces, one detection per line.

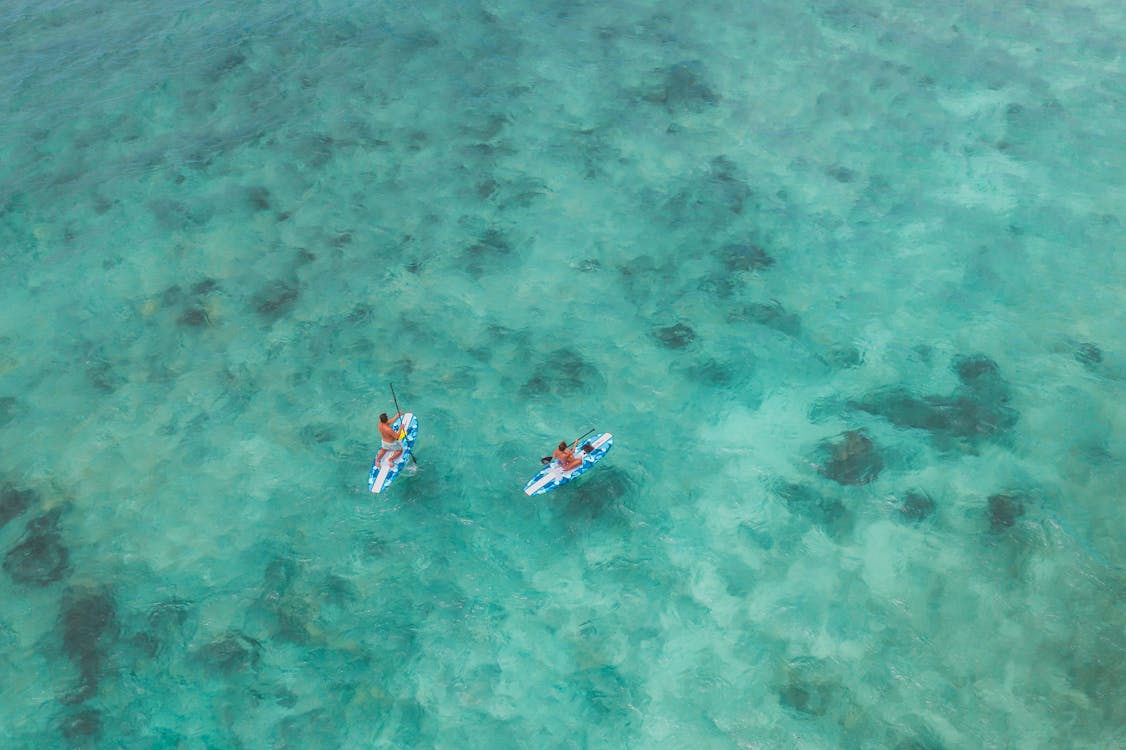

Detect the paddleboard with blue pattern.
xmin=523 ymin=432 xmax=613 ymax=496
xmin=368 ymin=412 xmax=418 ymax=494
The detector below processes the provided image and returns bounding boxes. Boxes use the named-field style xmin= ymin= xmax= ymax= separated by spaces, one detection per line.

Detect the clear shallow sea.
xmin=1 ymin=0 xmax=1124 ymax=747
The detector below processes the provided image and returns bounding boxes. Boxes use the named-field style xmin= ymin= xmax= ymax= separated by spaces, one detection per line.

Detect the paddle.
xmin=389 ymin=382 xmax=417 ymax=465
xmin=541 ymin=428 xmax=596 ymax=465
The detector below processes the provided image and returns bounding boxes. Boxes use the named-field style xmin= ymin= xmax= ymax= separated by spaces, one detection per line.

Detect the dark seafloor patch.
xmin=988 ymin=492 xmax=1025 ymax=532
xmin=0 ymin=484 xmax=36 ymax=529
xmin=816 ymin=430 xmax=884 ymax=486
xmin=4 ymin=508 xmax=70 ymax=586
xmin=60 ymin=587 xmax=117 ymax=705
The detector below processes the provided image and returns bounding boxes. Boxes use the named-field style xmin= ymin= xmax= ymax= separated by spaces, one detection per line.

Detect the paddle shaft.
xmin=542 ymin=428 xmax=596 ymax=463
xmin=572 ymin=428 xmax=596 ymax=447
xmin=388 ymin=382 xmax=417 ymax=464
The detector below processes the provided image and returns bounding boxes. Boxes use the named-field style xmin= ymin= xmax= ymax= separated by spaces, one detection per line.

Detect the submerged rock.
xmin=661 ymin=155 xmax=753 ymax=220
xmin=676 ymin=356 xmax=752 ymax=390
xmin=565 ymin=466 xmax=634 ymax=522
xmin=707 ymin=156 xmax=752 ymax=214
xmin=0 ymin=484 xmax=36 ymax=529
xmin=520 ymin=348 xmax=602 ymax=397
xmin=85 ymin=359 xmax=126 ymax=393
xmin=616 ymin=255 xmax=670 ymax=303
xmin=61 ymin=588 xmax=117 ymax=704
xmin=988 ymin=492 xmax=1025 ymax=531
xmin=0 ymin=395 xmax=20 ymax=426
xmin=953 ymin=353 xmax=1000 ymax=384
xmin=737 ymin=522 xmax=774 ymax=550
xmin=191 ymin=278 xmax=219 ymax=295
xmin=644 ymin=60 xmax=719 ymax=111
xmin=851 ymin=354 xmax=1018 ymax=446
xmin=827 ymin=164 xmax=857 ymax=183
xmin=177 ymin=306 xmax=211 ymax=327
xmin=274 ymin=708 xmax=337 ymax=749
xmin=895 ymin=736 xmax=945 ymax=750
xmin=160 ymin=284 xmax=186 ymax=307
xmin=1075 ymin=342 xmax=1102 ymax=369
xmin=300 ymin=423 xmax=335 ymax=444
xmin=246 ymin=186 xmax=271 ymax=211
xmin=953 ymin=353 xmax=1011 ymax=406
xmin=654 ymin=323 xmax=696 ymax=349
xmin=252 ymin=280 xmax=299 ymax=318
xmin=696 ymin=271 xmax=739 ymax=299
xmin=778 ymin=661 xmax=841 ymax=717
xmin=720 ymin=242 xmax=774 ymax=271
xmin=776 ymin=481 xmax=849 ymax=531
xmin=273 ymin=599 xmax=315 ymax=645
xmin=852 ymin=389 xmax=946 ymax=432
xmin=195 ymin=631 xmax=262 ymax=674
xmin=547 ymin=348 xmax=598 ymax=388
xmin=779 ymin=680 xmax=830 ymax=716
xmin=4 ymin=508 xmax=69 ymax=586
xmin=826 ymin=345 xmax=863 ymax=369
xmin=145 ymin=599 xmax=197 ymax=656
xmin=571 ymin=663 xmax=639 ymax=719
xmin=297 ymin=133 xmax=335 ymax=168
xmin=61 ymin=708 xmax=101 ymax=740
xmin=900 ymin=491 xmax=935 ymax=521
xmin=818 ymin=430 xmax=883 ymax=486
xmin=728 ymin=300 xmax=802 ymax=337
xmin=465 ymin=228 xmax=511 ymax=259
xmin=149 ymin=199 xmax=211 ymax=230
xmin=462 ymin=228 xmax=516 ymax=277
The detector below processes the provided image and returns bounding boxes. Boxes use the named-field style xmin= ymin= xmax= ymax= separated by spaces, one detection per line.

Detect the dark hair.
xmin=380 ymin=413 xmax=389 ymax=423
xmin=581 ymin=443 xmax=593 ymax=453
xmin=558 ymin=441 xmax=567 ymax=450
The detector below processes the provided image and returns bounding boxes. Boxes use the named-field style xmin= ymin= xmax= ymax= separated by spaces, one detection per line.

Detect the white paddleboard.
xmin=523 ymin=432 xmax=613 ymax=496
xmin=368 ymin=412 xmax=418 ymax=494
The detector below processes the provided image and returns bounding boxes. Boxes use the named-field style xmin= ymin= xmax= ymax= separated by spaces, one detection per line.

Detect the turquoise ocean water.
xmin=1 ymin=0 xmax=1124 ymax=747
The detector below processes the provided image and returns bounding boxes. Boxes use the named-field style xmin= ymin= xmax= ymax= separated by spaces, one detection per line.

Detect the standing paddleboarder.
xmin=368 ymin=383 xmax=419 ymax=494
xmin=375 ymin=411 xmax=405 ymax=466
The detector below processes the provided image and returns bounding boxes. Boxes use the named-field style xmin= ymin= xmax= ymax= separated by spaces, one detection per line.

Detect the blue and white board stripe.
xmin=523 ymin=432 xmax=614 ymax=496
xmin=368 ymin=412 xmax=418 ymax=494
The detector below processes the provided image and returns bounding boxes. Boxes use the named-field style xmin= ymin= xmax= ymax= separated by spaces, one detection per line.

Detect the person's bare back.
xmin=375 ymin=411 xmax=404 ymax=466
xmin=553 ymin=441 xmax=583 ymax=472
xmin=378 ymin=420 xmax=399 ymax=442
